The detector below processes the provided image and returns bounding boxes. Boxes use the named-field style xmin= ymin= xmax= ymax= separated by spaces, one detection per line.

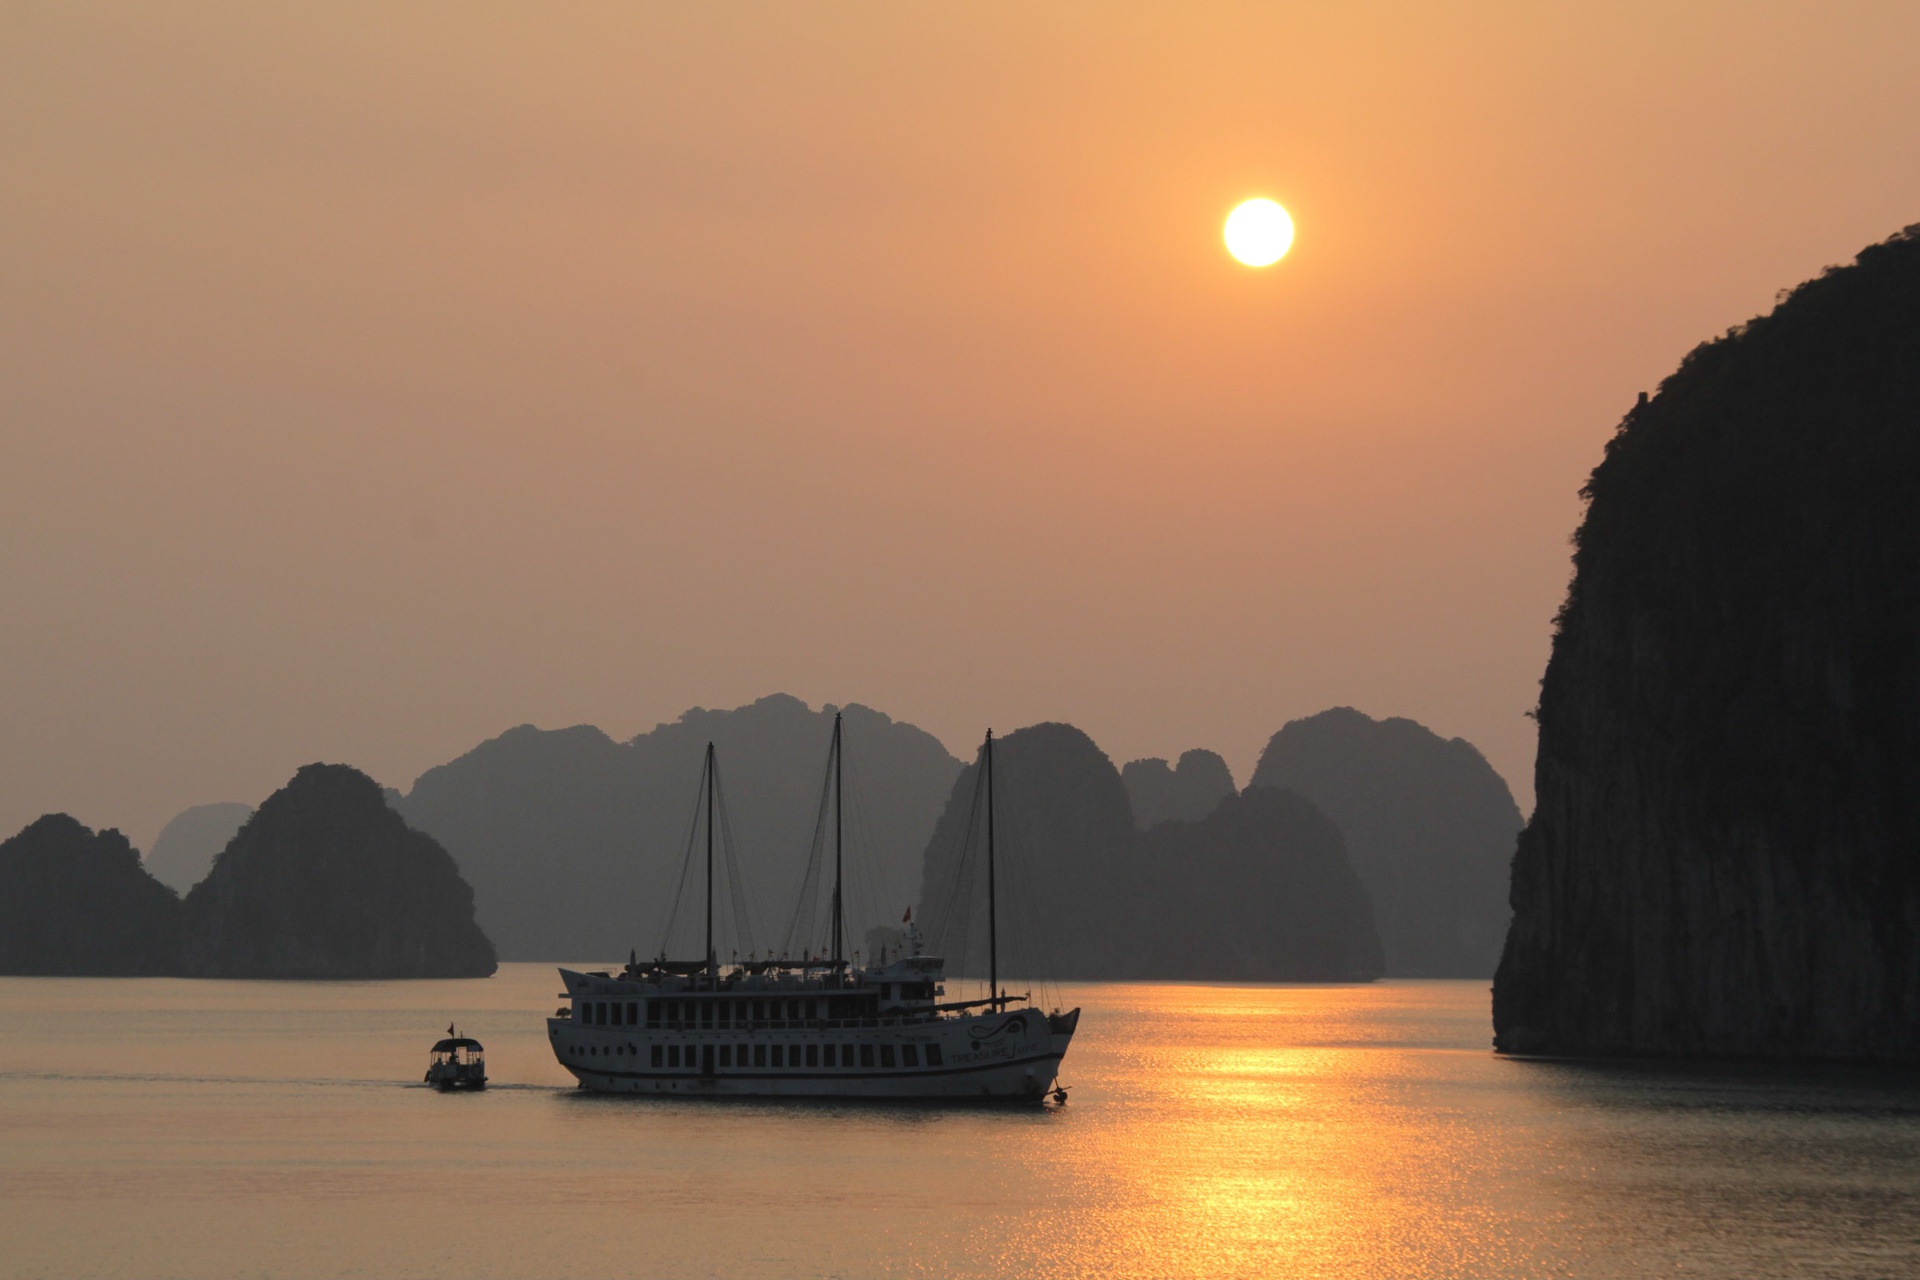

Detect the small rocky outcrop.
xmin=145 ymin=802 xmax=253 ymax=894
xmin=0 ymin=815 xmax=184 ymax=975
xmin=918 ymin=723 xmax=1382 ymax=981
xmin=1138 ymin=787 xmax=1384 ymax=981
xmin=1494 ymin=226 xmax=1920 ymax=1061
xmin=1122 ymin=749 xmax=1237 ymax=828
xmin=184 ymin=764 xmax=496 ymax=979
xmin=1252 ymin=707 xmax=1522 ymax=977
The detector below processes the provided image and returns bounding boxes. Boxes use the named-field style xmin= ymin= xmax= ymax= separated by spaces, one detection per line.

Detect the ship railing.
xmin=650 ymin=1014 xmax=942 ymax=1033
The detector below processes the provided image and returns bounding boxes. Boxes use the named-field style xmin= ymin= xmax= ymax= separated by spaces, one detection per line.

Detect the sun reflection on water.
xmin=2 ymin=972 xmax=1916 ymax=1279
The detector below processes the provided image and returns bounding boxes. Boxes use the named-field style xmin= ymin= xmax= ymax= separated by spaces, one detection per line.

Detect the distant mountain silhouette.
xmin=1122 ymin=749 xmax=1236 ymax=827
xmin=1138 ymin=787 xmax=1385 ymax=980
xmin=0 ymin=815 xmax=184 ymax=975
xmin=1251 ymin=707 xmax=1521 ymax=977
xmin=1496 ymin=226 xmax=1920 ymax=1062
xmin=396 ymin=695 xmax=963 ymax=961
xmin=183 ymin=764 xmax=495 ymax=978
xmin=920 ymin=723 xmax=1382 ymax=981
xmin=144 ymin=802 xmax=252 ymax=894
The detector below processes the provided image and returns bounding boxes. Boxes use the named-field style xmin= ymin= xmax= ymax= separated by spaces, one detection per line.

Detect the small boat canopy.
xmin=431 ymin=1037 xmax=484 ymax=1052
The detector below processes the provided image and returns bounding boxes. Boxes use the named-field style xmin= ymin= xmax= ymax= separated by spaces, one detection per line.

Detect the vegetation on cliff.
xmin=0 ymin=816 xmax=184 ymax=975
xmin=1495 ymin=226 xmax=1920 ymax=1060
xmin=1253 ymin=707 xmax=1521 ymax=977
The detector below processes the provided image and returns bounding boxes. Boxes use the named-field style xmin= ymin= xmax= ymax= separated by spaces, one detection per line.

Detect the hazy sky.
xmin=5 ymin=2 xmax=1918 ymax=850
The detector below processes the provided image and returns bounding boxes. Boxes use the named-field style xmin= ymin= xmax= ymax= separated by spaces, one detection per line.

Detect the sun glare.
xmin=1224 ymin=198 xmax=1294 ymax=267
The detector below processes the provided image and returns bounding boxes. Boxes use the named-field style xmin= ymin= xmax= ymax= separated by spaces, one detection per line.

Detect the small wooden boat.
xmin=425 ymin=1027 xmax=487 ymax=1090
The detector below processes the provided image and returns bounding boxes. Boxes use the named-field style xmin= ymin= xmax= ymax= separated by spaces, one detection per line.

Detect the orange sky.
xmin=4 ymin=2 xmax=1918 ymax=848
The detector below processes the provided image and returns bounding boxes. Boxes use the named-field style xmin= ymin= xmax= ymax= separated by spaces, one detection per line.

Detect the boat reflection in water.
xmin=547 ymin=718 xmax=1079 ymax=1100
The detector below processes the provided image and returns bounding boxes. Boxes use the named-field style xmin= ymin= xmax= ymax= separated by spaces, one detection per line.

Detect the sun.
xmin=1224 ymin=198 xmax=1294 ymax=267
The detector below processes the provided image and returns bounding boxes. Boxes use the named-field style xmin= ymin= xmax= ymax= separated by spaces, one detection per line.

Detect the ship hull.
xmin=548 ymin=1007 xmax=1076 ymax=1102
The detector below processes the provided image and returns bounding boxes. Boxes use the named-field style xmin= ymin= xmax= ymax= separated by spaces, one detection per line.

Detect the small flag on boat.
xmin=902 ymin=906 xmax=912 ymax=923
xmin=446 ymin=1022 xmax=454 ymax=1036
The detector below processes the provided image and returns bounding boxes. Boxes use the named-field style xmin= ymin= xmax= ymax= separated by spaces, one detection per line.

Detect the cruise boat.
xmin=545 ymin=718 xmax=1079 ymax=1101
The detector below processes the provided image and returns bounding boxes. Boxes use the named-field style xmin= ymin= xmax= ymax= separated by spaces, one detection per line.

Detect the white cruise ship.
xmin=545 ymin=718 xmax=1079 ymax=1101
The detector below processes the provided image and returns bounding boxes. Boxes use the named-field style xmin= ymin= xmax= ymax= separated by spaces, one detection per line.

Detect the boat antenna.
xmin=831 ymin=712 xmax=845 ymax=972
xmin=705 ymin=741 xmax=716 ymax=986
xmin=985 ymin=728 xmax=998 ymax=1009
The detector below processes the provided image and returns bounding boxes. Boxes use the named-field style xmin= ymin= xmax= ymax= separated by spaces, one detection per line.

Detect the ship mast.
xmin=830 ymin=712 xmax=845 ymax=971
xmin=704 ymin=740 xmax=716 ymax=985
xmin=985 ymin=728 xmax=998 ymax=1009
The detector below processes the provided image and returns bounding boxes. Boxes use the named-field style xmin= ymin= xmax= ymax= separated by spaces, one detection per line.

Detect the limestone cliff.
xmin=0 ymin=815 xmax=184 ymax=975
xmin=1253 ymin=707 xmax=1521 ymax=977
xmin=1494 ymin=226 xmax=1920 ymax=1060
xmin=919 ymin=723 xmax=1382 ymax=981
xmin=1122 ymin=749 xmax=1237 ymax=828
xmin=145 ymin=802 xmax=252 ymax=895
xmin=184 ymin=764 xmax=496 ymax=978
xmin=398 ymin=695 xmax=961 ymax=960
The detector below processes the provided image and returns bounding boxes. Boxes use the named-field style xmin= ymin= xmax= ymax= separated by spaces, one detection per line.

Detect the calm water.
xmin=2 ymin=969 xmax=1916 ymax=1278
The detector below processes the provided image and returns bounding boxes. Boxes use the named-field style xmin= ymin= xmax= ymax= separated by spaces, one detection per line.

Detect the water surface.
xmin=2 ymin=969 xmax=1915 ymax=1277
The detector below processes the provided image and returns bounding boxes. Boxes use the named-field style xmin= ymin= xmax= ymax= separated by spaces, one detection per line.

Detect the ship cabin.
xmin=560 ymin=954 xmax=945 ymax=1032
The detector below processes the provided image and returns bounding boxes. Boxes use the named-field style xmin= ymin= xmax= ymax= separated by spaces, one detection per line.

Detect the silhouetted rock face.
xmin=398 ymin=696 xmax=963 ymax=961
xmin=1252 ymin=707 xmax=1521 ymax=977
xmin=0 ymin=815 xmax=184 ymax=975
xmin=1122 ymin=749 xmax=1237 ymax=827
xmin=920 ymin=724 xmax=1139 ymax=975
xmin=145 ymin=802 xmax=252 ymax=894
xmin=183 ymin=764 xmax=495 ymax=978
xmin=919 ymin=723 xmax=1382 ymax=981
xmin=1495 ymin=227 xmax=1920 ymax=1061
xmin=1139 ymin=787 xmax=1384 ymax=980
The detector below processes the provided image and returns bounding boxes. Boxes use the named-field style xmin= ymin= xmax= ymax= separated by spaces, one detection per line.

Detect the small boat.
xmin=425 ymin=1026 xmax=487 ymax=1090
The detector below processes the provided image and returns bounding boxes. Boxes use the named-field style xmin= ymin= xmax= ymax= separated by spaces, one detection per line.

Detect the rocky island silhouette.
xmin=1496 ymin=225 xmax=1920 ymax=1062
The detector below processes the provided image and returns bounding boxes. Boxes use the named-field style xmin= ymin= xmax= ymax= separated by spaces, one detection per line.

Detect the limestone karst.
xmin=1252 ymin=707 xmax=1521 ymax=977
xmin=1495 ymin=226 xmax=1920 ymax=1061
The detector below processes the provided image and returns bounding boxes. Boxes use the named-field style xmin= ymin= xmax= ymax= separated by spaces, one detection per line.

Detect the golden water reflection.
xmin=1 ymin=972 xmax=1915 ymax=1278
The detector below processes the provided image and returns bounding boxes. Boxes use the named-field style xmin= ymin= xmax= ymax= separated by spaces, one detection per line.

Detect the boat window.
xmin=902 ymin=1044 xmax=919 ymax=1067
xmin=770 ymin=1044 xmax=783 ymax=1068
xmin=805 ymin=1044 xmax=818 ymax=1067
xmin=754 ymin=1044 xmax=767 ymax=1067
xmin=625 ymin=1002 xmax=637 ymax=1025
xmin=701 ymin=1002 xmax=713 ymax=1029
xmin=645 ymin=1001 xmax=659 ymax=1029
xmin=880 ymin=1045 xmax=896 ymax=1068
xmin=719 ymin=1044 xmax=731 ymax=1068
xmin=782 ymin=1000 xmax=795 ymax=1022
xmin=717 ymin=1002 xmax=730 ymax=1028
xmin=925 ymin=1044 xmax=943 ymax=1066
xmin=651 ymin=1044 xmax=663 ymax=1068
xmin=752 ymin=999 xmax=765 ymax=1022
xmin=596 ymin=1002 xmax=609 ymax=1025
xmin=860 ymin=1044 xmax=875 ymax=1068
xmin=842 ymin=1044 xmax=854 ymax=1066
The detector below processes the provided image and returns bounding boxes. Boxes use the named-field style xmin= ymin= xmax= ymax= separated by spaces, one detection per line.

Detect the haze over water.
xmin=3 ymin=969 xmax=1914 ymax=1278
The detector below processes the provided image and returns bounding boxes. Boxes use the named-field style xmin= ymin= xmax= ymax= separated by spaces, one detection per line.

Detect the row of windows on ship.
xmin=573 ymin=995 xmax=932 ymax=1029
xmin=566 ymin=1039 xmax=945 ymax=1070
